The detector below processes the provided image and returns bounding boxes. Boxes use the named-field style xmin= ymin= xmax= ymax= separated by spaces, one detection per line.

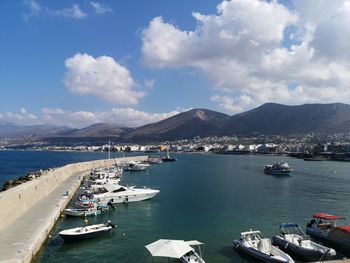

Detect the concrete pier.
xmin=0 ymin=156 xmax=147 ymax=263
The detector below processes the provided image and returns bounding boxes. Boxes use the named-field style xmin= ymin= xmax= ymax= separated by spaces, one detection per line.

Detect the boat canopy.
xmin=145 ymin=239 xmax=193 ymax=259
xmin=313 ymin=213 xmax=345 ymax=220
xmin=280 ymin=223 xmax=299 ymax=228
xmin=336 ymin=226 xmax=350 ymax=234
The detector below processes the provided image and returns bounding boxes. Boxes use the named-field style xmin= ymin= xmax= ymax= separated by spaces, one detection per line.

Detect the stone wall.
xmin=0 ymin=156 xmax=147 ymax=232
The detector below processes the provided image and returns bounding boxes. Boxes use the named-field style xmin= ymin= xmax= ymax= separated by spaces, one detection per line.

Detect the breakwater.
xmin=0 ymin=155 xmax=147 ymax=263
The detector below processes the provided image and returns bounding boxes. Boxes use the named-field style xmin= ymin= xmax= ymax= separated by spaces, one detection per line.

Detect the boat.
xmin=233 ymin=230 xmax=294 ymax=263
xmin=306 ymin=213 xmax=350 ymax=255
xmin=145 ymin=239 xmax=205 ymax=263
xmin=264 ymin=162 xmax=292 ymax=175
xmin=181 ymin=240 xmax=206 ymax=263
xmin=59 ymin=220 xmax=116 ymax=241
xmin=80 ymin=183 xmax=160 ymax=204
xmin=64 ymin=208 xmax=102 ymax=217
xmin=162 ymin=148 xmax=176 ymax=162
xmin=273 ymin=223 xmax=336 ymax=261
xmin=147 ymin=156 xmax=163 ymax=164
xmin=122 ymin=161 xmax=148 ymax=171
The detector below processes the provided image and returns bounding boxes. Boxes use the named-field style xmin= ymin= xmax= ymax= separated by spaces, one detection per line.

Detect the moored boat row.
xmin=234 ymin=212 xmax=350 ymax=262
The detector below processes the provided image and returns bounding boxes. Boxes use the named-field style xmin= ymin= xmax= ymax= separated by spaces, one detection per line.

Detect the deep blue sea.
xmin=1 ymin=151 xmax=350 ymax=263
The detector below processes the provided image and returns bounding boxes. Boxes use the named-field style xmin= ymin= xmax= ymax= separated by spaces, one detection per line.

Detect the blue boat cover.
xmin=280 ymin=223 xmax=298 ymax=228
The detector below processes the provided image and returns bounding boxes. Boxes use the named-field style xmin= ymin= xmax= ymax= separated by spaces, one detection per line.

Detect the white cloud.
xmin=142 ymin=0 xmax=350 ymax=112
xmin=23 ymin=0 xmax=87 ymax=20
xmin=211 ymin=94 xmax=255 ymax=114
xmin=1 ymin=108 xmax=182 ymax=128
xmin=0 ymin=109 xmax=39 ymax=125
xmin=143 ymin=79 xmax=156 ymax=89
xmin=49 ymin=4 xmax=87 ymax=19
xmin=90 ymin=2 xmax=113 ymax=14
xmin=64 ymin=53 xmax=145 ymax=105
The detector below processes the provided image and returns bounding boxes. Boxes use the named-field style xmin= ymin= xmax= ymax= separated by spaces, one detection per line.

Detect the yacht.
xmin=264 ymin=162 xmax=292 ymax=175
xmin=233 ymin=230 xmax=294 ymax=262
xmin=92 ymin=183 xmax=160 ymax=204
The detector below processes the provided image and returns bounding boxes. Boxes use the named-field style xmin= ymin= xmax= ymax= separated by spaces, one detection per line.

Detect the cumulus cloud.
xmin=142 ymin=0 xmax=350 ymax=112
xmin=64 ymin=53 xmax=145 ymax=105
xmin=0 ymin=108 xmax=39 ymax=125
xmin=90 ymin=2 xmax=113 ymax=14
xmin=1 ymin=108 xmax=182 ymax=128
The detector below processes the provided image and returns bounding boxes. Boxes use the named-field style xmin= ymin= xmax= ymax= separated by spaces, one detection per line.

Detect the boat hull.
xmin=64 ymin=208 xmax=101 ymax=217
xmin=272 ymin=235 xmax=333 ymax=262
xmin=233 ymin=241 xmax=292 ymax=263
xmin=306 ymin=227 xmax=350 ymax=256
xmin=59 ymin=225 xmax=113 ymax=242
xmin=264 ymin=170 xmax=292 ymax=176
xmin=96 ymin=189 xmax=160 ymax=204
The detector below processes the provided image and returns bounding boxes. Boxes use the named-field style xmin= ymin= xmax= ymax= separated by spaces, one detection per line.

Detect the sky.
xmin=1 ymin=0 xmax=350 ymax=128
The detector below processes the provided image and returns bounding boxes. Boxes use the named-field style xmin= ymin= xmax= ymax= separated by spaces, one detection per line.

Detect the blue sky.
xmin=1 ymin=0 xmax=350 ymax=127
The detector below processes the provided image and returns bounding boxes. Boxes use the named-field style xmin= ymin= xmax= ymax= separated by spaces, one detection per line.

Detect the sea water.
xmin=1 ymin=151 xmax=350 ymax=262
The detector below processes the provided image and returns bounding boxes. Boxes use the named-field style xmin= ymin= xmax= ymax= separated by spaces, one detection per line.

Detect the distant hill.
xmin=125 ymin=109 xmax=230 ymax=141
xmin=224 ymin=103 xmax=350 ymax=135
xmin=0 ymin=123 xmax=71 ymax=139
xmin=56 ymin=123 xmax=131 ymax=138
xmin=3 ymin=103 xmax=350 ymax=145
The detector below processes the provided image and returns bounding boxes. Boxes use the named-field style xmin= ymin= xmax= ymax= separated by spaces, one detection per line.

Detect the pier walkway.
xmin=0 ymin=170 xmax=85 ymax=263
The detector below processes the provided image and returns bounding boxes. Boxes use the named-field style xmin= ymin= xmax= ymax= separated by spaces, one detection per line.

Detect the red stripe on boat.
xmin=336 ymin=225 xmax=350 ymax=234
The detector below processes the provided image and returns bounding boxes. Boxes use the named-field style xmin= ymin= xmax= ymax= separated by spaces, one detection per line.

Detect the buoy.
xmin=84 ymin=218 xmax=88 ymax=224
xmin=60 ymin=213 xmax=64 ymax=218
xmin=123 ymin=233 xmax=126 ymax=237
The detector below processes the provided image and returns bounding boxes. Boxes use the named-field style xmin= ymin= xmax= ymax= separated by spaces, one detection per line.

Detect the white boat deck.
xmin=0 ymin=171 xmax=85 ymax=263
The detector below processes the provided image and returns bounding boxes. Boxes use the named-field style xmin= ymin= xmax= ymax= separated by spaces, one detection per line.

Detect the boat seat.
xmin=257 ymin=238 xmax=271 ymax=254
xmin=300 ymin=239 xmax=311 ymax=248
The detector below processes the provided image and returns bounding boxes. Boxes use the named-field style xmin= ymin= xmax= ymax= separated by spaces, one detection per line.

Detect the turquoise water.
xmin=1 ymin=151 xmax=350 ymax=262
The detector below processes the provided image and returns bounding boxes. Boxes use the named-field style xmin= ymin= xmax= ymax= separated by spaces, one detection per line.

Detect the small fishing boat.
xmin=233 ymin=230 xmax=294 ymax=263
xmin=264 ymin=162 xmax=292 ymax=175
xmin=273 ymin=223 xmax=336 ymax=261
xmin=306 ymin=213 xmax=350 ymax=255
xmin=59 ymin=220 xmax=116 ymax=241
xmin=64 ymin=208 xmax=101 ymax=217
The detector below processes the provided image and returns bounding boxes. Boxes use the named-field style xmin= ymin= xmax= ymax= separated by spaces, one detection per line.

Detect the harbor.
xmin=0 ymin=155 xmax=147 ymax=263
xmin=0 ymin=151 xmax=350 ymax=262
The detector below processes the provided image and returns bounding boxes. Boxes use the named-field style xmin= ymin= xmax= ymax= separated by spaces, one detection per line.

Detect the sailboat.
xmin=162 ymin=147 xmax=176 ymax=162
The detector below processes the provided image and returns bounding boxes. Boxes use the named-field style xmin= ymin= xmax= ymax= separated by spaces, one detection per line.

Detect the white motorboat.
xmin=64 ymin=207 xmax=101 ymax=217
xmin=273 ymin=223 xmax=336 ymax=261
xmin=59 ymin=220 xmax=116 ymax=241
xmin=122 ymin=161 xmax=148 ymax=171
xmin=145 ymin=239 xmax=205 ymax=263
xmin=92 ymin=183 xmax=160 ymax=204
xmin=264 ymin=162 xmax=292 ymax=175
xmin=233 ymin=230 xmax=294 ymax=263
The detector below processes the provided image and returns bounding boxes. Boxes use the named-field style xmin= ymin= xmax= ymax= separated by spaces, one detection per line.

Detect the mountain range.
xmin=2 ymin=103 xmax=350 ymax=144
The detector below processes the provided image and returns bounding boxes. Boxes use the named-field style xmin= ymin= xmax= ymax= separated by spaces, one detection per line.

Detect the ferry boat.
xmin=264 ymin=162 xmax=292 ymax=175
xmin=273 ymin=223 xmax=336 ymax=261
xmin=306 ymin=212 xmax=350 ymax=255
xmin=233 ymin=230 xmax=294 ymax=263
